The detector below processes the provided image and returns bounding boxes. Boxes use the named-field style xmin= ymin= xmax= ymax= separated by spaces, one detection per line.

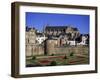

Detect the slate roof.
xmin=45 ymin=26 xmax=78 ymax=31
xmin=45 ymin=26 xmax=68 ymax=30
xmin=26 ymin=26 xmax=35 ymax=32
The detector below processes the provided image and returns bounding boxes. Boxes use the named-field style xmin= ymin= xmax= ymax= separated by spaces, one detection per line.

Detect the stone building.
xmin=36 ymin=32 xmax=47 ymax=44
xmin=26 ymin=27 xmax=36 ymax=44
xmin=26 ymin=27 xmax=44 ymax=56
xmin=45 ymin=26 xmax=89 ymax=55
xmin=45 ymin=39 xmax=58 ymax=55
xmin=45 ymin=25 xmax=80 ymax=39
xmin=26 ymin=27 xmax=36 ymax=56
xmin=26 ymin=25 xmax=89 ymax=56
xmin=77 ymin=34 xmax=89 ymax=45
xmin=46 ymin=38 xmax=89 ymax=55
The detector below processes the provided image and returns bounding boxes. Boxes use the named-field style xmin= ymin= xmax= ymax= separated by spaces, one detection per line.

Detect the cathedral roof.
xmin=45 ymin=26 xmax=78 ymax=31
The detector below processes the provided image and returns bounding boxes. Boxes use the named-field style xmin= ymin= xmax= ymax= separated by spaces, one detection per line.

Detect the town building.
xmin=25 ymin=27 xmax=44 ymax=56
xmin=25 ymin=25 xmax=89 ymax=56
xmin=36 ymin=32 xmax=47 ymax=44
xmin=45 ymin=25 xmax=80 ymax=39
xmin=77 ymin=34 xmax=89 ymax=45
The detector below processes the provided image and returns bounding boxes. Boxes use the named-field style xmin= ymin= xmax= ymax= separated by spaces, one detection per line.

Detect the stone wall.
xmin=26 ymin=28 xmax=45 ymax=56
xmin=26 ymin=44 xmax=44 ymax=56
xmin=46 ymin=39 xmax=89 ymax=55
xmin=26 ymin=40 xmax=89 ymax=56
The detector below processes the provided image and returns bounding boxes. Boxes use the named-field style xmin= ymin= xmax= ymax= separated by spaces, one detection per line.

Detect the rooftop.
xmin=26 ymin=26 xmax=35 ymax=32
xmin=45 ymin=26 xmax=68 ymax=30
xmin=45 ymin=26 xmax=78 ymax=31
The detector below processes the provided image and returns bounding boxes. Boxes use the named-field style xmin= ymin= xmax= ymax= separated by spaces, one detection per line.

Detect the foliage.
xmin=64 ymin=55 xmax=67 ymax=59
xmin=32 ymin=56 xmax=36 ymax=60
xmin=50 ymin=61 xmax=57 ymax=66
xmin=70 ymin=52 xmax=74 ymax=56
xmin=51 ymin=53 xmax=54 ymax=56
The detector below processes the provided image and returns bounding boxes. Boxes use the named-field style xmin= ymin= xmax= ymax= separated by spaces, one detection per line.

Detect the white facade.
xmin=36 ymin=34 xmax=46 ymax=44
xmin=77 ymin=35 xmax=88 ymax=45
xmin=68 ymin=40 xmax=76 ymax=45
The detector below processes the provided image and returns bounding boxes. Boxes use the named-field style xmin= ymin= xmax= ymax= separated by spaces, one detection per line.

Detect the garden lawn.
xmin=26 ymin=55 xmax=89 ymax=67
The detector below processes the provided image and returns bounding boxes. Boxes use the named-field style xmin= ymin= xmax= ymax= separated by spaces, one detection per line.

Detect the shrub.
xmin=32 ymin=56 xmax=36 ymax=60
xmin=70 ymin=52 xmax=74 ymax=56
xmin=50 ymin=61 xmax=57 ymax=66
xmin=51 ymin=53 xmax=54 ymax=56
xmin=64 ymin=55 xmax=67 ymax=59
